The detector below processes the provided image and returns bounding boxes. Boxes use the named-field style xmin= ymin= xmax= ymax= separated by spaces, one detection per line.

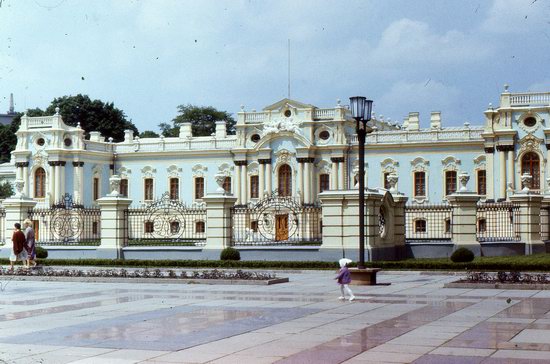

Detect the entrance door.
xmin=275 ymin=214 xmax=289 ymax=241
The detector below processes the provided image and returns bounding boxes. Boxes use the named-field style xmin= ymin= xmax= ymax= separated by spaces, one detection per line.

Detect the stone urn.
xmin=521 ymin=173 xmax=532 ymax=192
xmin=458 ymin=172 xmax=470 ymax=192
xmin=214 ymin=173 xmax=227 ymax=194
xmin=108 ymin=174 xmax=122 ymax=196
xmin=386 ymin=173 xmax=398 ymax=194
xmin=13 ymin=179 xmax=25 ymax=198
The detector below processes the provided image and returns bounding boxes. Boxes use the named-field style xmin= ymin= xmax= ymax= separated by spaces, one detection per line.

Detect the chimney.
xmin=124 ymin=129 xmax=134 ymax=143
xmin=407 ymin=112 xmax=420 ymax=131
xmin=215 ymin=120 xmax=227 ymax=138
xmin=9 ymin=93 xmax=14 ymax=114
xmin=430 ymin=112 xmax=441 ymax=130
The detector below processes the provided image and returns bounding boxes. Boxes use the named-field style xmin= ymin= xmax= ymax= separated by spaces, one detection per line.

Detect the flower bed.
xmin=444 ymin=271 xmax=550 ymax=290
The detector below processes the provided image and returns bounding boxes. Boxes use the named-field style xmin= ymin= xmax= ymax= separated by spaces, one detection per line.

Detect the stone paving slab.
xmin=2 ymin=270 xmax=550 ymax=363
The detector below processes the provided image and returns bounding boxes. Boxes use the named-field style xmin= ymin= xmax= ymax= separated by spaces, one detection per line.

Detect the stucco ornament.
xmin=458 ymin=172 xmax=470 ymax=192
xmin=261 ymin=117 xmax=302 ymax=136
xmin=214 ymin=173 xmax=227 ymax=193
xmin=108 ymin=175 xmax=122 ymax=196
xmin=13 ymin=179 xmax=25 ymax=198
xmin=521 ymin=173 xmax=532 ymax=192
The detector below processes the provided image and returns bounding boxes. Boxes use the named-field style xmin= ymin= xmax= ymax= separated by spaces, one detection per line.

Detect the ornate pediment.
xmin=141 ymin=165 xmax=157 ymax=177
xmin=410 ymin=157 xmax=429 ymax=171
xmin=192 ymin=164 xmax=208 ymax=177
xmin=441 ymin=156 xmax=461 ymax=169
xmin=167 ymin=164 xmax=182 ymax=178
xmin=263 ymin=98 xmax=314 ymax=111
xmin=518 ymin=134 xmax=544 ymax=154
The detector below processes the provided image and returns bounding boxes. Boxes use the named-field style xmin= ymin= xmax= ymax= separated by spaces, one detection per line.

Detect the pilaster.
xmin=96 ymin=195 xmax=132 ymax=259
xmin=510 ymin=192 xmax=545 ymax=254
xmin=203 ymin=193 xmax=238 ymax=250
xmin=447 ymin=192 xmax=481 ymax=255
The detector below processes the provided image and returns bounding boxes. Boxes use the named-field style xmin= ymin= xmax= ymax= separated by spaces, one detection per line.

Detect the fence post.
xmin=203 ymin=193 xmax=237 ymax=252
xmin=510 ymin=192 xmax=545 ymax=255
xmin=96 ymin=178 xmax=132 ymax=259
xmin=542 ymin=195 xmax=550 ymax=241
xmin=447 ymin=173 xmax=481 ymax=255
xmin=0 ymin=195 xmax=37 ymax=258
xmin=318 ymin=190 xmax=349 ymax=252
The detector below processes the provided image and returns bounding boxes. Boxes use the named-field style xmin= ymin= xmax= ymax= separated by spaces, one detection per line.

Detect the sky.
xmin=0 ymin=0 xmax=549 ymax=133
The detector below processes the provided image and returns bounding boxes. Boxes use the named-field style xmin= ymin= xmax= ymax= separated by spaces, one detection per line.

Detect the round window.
xmin=524 ymin=117 xmax=537 ymax=128
xmin=251 ymin=134 xmax=261 ymax=143
xmin=319 ymin=130 xmax=330 ymax=140
xmin=36 ymin=138 xmax=45 ymax=146
xmin=64 ymin=138 xmax=72 ymax=147
xmin=284 ymin=110 xmax=292 ymax=117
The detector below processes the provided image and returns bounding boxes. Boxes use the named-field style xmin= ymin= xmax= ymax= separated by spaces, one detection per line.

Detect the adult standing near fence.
xmin=23 ymin=219 xmax=37 ymax=267
xmin=9 ymin=223 xmax=27 ymax=271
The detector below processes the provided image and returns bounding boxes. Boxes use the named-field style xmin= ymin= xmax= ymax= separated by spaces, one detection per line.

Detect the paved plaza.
xmin=2 ymin=270 xmax=550 ymax=363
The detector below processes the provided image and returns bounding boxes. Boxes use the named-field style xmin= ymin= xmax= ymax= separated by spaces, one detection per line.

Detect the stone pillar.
xmin=258 ymin=162 xmax=265 ymax=199
xmin=96 ymin=177 xmax=132 ymax=259
xmin=234 ymin=162 xmax=242 ymax=204
xmin=54 ymin=163 xmax=61 ymax=201
xmin=15 ymin=162 xmax=29 ymax=197
xmin=507 ymin=149 xmax=515 ymax=192
xmin=265 ymin=162 xmax=272 ymax=194
xmin=298 ymin=162 xmax=304 ymax=200
xmin=73 ymin=162 xmax=84 ymax=203
xmin=392 ymin=194 xmax=408 ymax=260
xmin=203 ymin=193 xmax=238 ymax=251
xmin=240 ymin=165 xmax=247 ymax=203
xmin=48 ymin=162 xmax=56 ymax=204
xmin=59 ymin=161 xmax=66 ymax=197
xmin=338 ymin=161 xmax=345 ymax=190
xmin=331 ymin=160 xmax=338 ymax=190
xmin=498 ymin=147 xmax=507 ymax=199
xmin=485 ymin=147 xmax=495 ymax=200
xmin=0 ymin=195 xmax=37 ymax=258
xmin=510 ymin=189 xmax=545 ymax=255
xmin=331 ymin=157 xmax=344 ymax=190
xmin=447 ymin=173 xmax=481 ymax=255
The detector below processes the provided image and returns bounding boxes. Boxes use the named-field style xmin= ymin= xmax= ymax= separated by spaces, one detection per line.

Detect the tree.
xmin=0 ymin=108 xmax=44 ymax=163
xmin=0 ymin=181 xmax=13 ymax=199
xmin=158 ymin=122 xmax=178 ymax=137
xmin=139 ymin=130 xmax=160 ymax=138
xmin=170 ymin=104 xmax=236 ymax=137
xmin=45 ymin=94 xmax=139 ymax=142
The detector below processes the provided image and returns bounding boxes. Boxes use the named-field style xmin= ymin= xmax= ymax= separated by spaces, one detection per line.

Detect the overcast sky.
xmin=0 ymin=0 xmax=549 ymax=133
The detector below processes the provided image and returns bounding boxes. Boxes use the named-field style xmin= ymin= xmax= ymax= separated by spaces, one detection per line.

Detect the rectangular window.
xmin=445 ymin=171 xmax=457 ymax=196
xmin=144 ymin=178 xmax=153 ymax=201
xmin=92 ymin=221 xmax=98 ymax=235
xmin=414 ymin=171 xmax=426 ymax=197
xmin=170 ymin=178 xmax=179 ymax=200
xmin=223 ymin=177 xmax=231 ymax=193
xmin=415 ymin=220 xmax=427 ymax=233
xmin=319 ymin=174 xmax=330 ymax=192
xmin=384 ymin=172 xmax=391 ymax=189
xmin=120 ymin=179 xmax=128 ymax=197
xmin=195 ymin=177 xmax=204 ymax=199
xmin=477 ymin=170 xmax=486 ymax=195
xmin=93 ymin=178 xmax=99 ymax=201
xmin=250 ymin=175 xmax=259 ymax=198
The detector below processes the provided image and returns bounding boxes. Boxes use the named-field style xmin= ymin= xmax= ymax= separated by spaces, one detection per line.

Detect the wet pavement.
xmin=1 ymin=270 xmax=550 ymax=363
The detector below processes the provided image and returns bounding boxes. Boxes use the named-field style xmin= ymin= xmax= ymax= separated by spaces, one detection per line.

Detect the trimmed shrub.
xmin=36 ymin=246 xmax=48 ymax=259
xmin=220 ymin=247 xmax=241 ymax=261
xmin=450 ymin=247 xmax=474 ymax=263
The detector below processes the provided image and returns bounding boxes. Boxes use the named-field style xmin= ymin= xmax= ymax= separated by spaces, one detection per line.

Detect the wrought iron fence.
xmin=28 ymin=194 xmax=101 ymax=246
xmin=231 ymin=191 xmax=322 ymax=246
xmin=541 ymin=206 xmax=550 ymax=241
xmin=476 ymin=202 xmax=520 ymax=242
xmin=405 ymin=204 xmax=452 ymax=242
xmin=0 ymin=208 xmax=5 ymax=245
xmin=125 ymin=192 xmax=207 ymax=246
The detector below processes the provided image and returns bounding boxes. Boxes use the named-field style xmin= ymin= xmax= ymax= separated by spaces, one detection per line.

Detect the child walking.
xmin=336 ymin=258 xmax=355 ymax=301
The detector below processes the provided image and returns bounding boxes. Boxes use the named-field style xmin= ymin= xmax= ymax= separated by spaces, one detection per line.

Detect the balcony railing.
xmin=510 ymin=92 xmax=550 ymax=106
xmin=348 ymin=127 xmax=484 ymax=144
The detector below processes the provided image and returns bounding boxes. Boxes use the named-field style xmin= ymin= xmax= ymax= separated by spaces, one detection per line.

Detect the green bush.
xmin=35 ymin=246 xmax=48 ymax=259
xmin=220 ymin=247 xmax=241 ymax=261
xmin=450 ymin=247 xmax=474 ymax=263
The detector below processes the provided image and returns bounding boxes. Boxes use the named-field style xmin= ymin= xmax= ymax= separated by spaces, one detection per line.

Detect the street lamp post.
xmin=349 ymin=96 xmax=373 ymax=269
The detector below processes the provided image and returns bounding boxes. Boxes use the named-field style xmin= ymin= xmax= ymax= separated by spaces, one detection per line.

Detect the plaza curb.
xmin=444 ymin=282 xmax=550 ymax=290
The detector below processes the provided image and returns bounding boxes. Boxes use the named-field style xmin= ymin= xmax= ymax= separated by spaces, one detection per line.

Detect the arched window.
xmin=278 ymin=164 xmax=292 ymax=197
xmin=34 ymin=168 xmax=46 ymax=198
xmin=522 ymin=152 xmax=540 ymax=190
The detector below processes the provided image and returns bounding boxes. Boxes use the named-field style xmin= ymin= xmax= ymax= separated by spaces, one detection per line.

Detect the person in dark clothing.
xmin=9 ymin=223 xmax=28 ymax=270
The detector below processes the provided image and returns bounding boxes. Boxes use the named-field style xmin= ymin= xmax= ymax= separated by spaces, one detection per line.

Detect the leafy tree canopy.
xmin=0 ymin=181 xmax=13 ymax=199
xmin=45 ymin=94 xmax=138 ymax=142
xmin=165 ymin=104 xmax=236 ymax=137
xmin=139 ymin=130 xmax=160 ymax=138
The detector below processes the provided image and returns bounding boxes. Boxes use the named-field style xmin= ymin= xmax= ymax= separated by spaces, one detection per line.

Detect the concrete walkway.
xmin=1 ymin=270 xmax=550 ymax=363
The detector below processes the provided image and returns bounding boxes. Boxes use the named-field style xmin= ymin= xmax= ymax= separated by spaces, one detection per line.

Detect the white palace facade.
xmin=1 ymin=87 xmax=549 ymax=207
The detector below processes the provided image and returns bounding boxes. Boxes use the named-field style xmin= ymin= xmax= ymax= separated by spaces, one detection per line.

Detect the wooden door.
xmin=275 ymin=214 xmax=289 ymax=241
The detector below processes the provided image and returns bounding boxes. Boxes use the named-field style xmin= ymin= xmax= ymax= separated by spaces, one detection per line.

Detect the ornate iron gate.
xmin=231 ymin=191 xmax=322 ymax=246
xmin=125 ymin=192 xmax=207 ymax=246
xmin=28 ymin=194 xmax=101 ymax=245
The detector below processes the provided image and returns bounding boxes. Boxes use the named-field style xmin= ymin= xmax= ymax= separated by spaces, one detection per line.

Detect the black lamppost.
xmin=350 ymin=96 xmax=373 ymax=269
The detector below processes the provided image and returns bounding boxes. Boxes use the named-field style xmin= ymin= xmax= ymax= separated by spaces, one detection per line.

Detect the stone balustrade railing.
xmin=510 ymin=92 xmax=550 ymax=106
xmin=114 ymin=137 xmax=237 ymax=153
xmin=347 ymin=127 xmax=484 ymax=144
xmin=26 ymin=117 xmax=54 ymax=128
xmin=313 ymin=108 xmax=336 ymax=120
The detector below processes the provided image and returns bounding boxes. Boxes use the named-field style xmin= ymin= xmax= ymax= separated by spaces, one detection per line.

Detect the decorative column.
xmin=446 ymin=172 xmax=481 ymax=255
xmin=73 ymin=162 xmax=84 ymax=203
xmin=258 ymin=160 xmax=265 ymax=199
xmin=234 ymin=162 xmax=241 ymax=204
xmin=497 ymin=145 xmax=507 ymax=199
xmin=265 ymin=161 xmax=272 ymax=194
xmin=96 ymin=175 xmax=132 ymax=259
xmin=0 ymin=181 xmax=37 ymax=258
xmin=338 ymin=160 xmax=345 ymax=190
xmin=59 ymin=161 xmax=66 ymax=197
xmin=484 ymin=147 xmax=495 ymax=200
xmin=240 ymin=164 xmax=247 ymax=203
xmin=510 ymin=174 xmax=545 ymax=255
xmin=547 ymin=144 xmax=550 ymax=190
xmin=15 ymin=162 xmax=29 ymax=197
xmin=330 ymin=159 xmax=338 ymax=190
xmin=507 ymin=148 xmax=515 ymax=192
xmin=48 ymin=161 xmax=56 ymax=204
xmin=330 ymin=157 xmax=345 ymax=190
xmin=298 ymin=161 xmax=304 ymax=200
xmin=304 ymin=159 xmax=311 ymax=204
